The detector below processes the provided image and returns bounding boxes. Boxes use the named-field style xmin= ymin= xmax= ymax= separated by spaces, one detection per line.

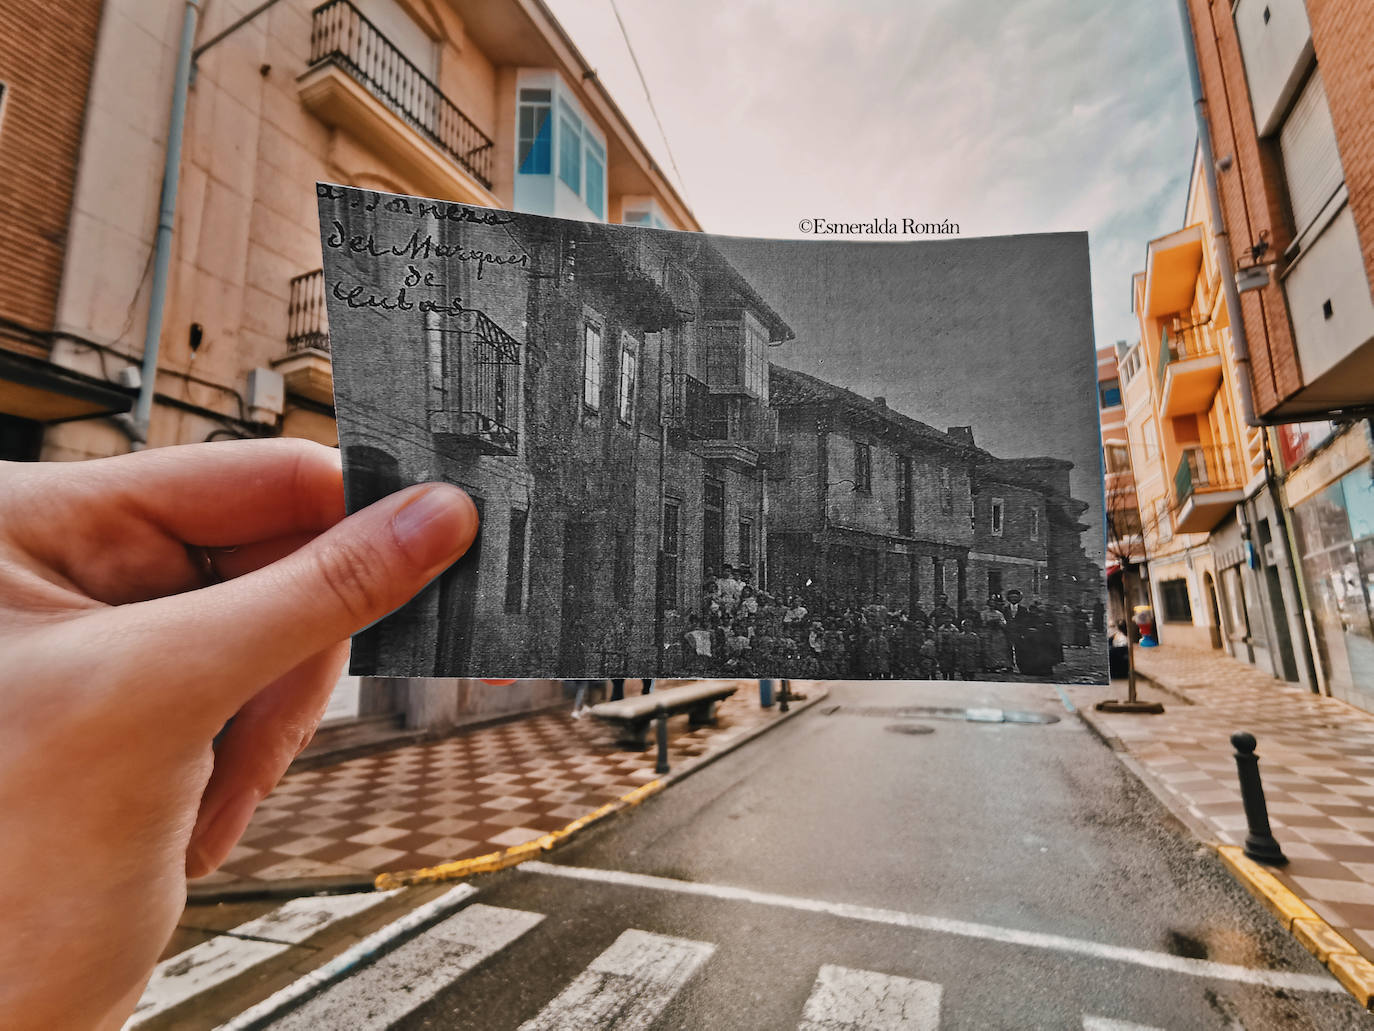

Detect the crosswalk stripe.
xmin=125 ymin=890 xmax=399 ymax=1027
xmin=798 ymin=964 xmax=941 ymax=1030
xmin=261 ymin=903 xmax=543 ymax=1029
xmin=516 ymin=929 xmax=715 ymax=1031
xmin=523 ymin=861 xmax=1341 ymax=994
xmin=1082 ymin=1018 xmax=1166 ymax=1031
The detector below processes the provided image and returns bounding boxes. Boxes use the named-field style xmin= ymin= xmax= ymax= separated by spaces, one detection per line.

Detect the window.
xmin=504 ymin=509 xmax=528 ymax=613
xmin=1111 ymin=507 xmax=1143 ymax=538
xmin=558 ymin=114 xmax=581 ymax=193
xmin=739 ymin=519 xmax=752 ymax=569
xmin=582 ymin=317 xmax=602 ymax=411
xmin=1030 ymin=508 xmax=1040 ymax=540
xmin=617 ymin=333 xmax=638 ymax=423
xmin=357 ymin=0 xmax=436 ymax=78
xmin=1279 ymin=68 xmax=1343 ymax=237
xmin=940 ymin=467 xmax=953 ymax=514
xmin=988 ymin=570 xmax=1003 ymax=597
xmin=585 ymin=137 xmax=606 ymax=220
xmin=703 ymin=478 xmax=724 ymax=579
xmin=662 ymin=502 xmax=680 ymax=610
xmin=1099 ymin=378 xmax=1122 ymax=408
xmin=897 ymin=456 xmax=914 ymax=535
xmin=743 ymin=316 xmax=768 ymax=397
xmin=969 ymin=494 xmax=976 ymax=533
xmin=517 ymin=88 xmax=552 ymax=174
xmin=990 ymin=498 xmax=1004 ymax=536
xmin=1032 ymin=569 xmax=1042 ymax=597
xmin=623 ymin=199 xmax=668 ymax=229
xmin=1160 ymin=577 xmax=1193 ymax=623
xmin=854 ymin=441 xmax=872 ymax=493
xmin=1105 ymin=443 xmax=1131 ymax=473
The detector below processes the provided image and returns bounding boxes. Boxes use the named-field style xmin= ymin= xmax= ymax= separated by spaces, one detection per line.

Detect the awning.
xmin=0 ymin=348 xmax=134 ymax=422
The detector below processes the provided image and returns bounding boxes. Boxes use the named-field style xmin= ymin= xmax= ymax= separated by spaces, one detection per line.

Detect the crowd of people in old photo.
xmin=678 ymin=564 xmax=1097 ymax=680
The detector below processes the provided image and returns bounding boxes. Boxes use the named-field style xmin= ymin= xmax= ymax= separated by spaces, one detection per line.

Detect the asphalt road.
xmin=325 ymin=679 xmax=1369 ymax=1030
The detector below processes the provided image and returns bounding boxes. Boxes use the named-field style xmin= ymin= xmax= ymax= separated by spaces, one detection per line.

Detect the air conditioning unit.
xmin=1236 ymin=263 xmax=1273 ymax=293
xmin=246 ymin=368 xmax=285 ymax=423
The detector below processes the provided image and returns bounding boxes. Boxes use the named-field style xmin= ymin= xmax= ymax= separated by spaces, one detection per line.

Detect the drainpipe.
xmin=1175 ymin=0 xmax=1258 ymax=429
xmin=129 ymin=0 xmax=202 ymax=448
xmin=1176 ymin=0 xmax=1320 ymax=691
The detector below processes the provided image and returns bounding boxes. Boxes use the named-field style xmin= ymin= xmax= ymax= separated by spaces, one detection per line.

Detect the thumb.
xmin=103 ymin=483 xmax=478 ymax=719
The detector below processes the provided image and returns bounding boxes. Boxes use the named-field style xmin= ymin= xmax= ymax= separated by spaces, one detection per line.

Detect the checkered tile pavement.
xmin=1089 ymin=644 xmax=1374 ymax=960
xmin=204 ymin=681 xmax=785 ymax=887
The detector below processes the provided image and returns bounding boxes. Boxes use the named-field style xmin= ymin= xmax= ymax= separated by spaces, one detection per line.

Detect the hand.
xmin=0 ymin=439 xmax=480 ymax=1030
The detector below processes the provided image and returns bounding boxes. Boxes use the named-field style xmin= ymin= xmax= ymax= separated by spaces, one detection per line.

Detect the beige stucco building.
xmin=0 ymin=0 xmax=700 ymax=745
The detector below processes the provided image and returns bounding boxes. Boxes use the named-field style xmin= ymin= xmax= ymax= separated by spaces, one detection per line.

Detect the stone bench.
xmin=588 ymin=681 xmax=738 ymax=750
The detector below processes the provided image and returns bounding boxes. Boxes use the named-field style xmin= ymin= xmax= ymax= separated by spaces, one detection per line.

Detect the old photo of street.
xmin=318 ymin=184 xmax=1107 ymax=681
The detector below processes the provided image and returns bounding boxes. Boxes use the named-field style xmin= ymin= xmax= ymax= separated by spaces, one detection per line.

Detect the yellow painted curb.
xmin=373 ymin=779 xmax=666 ymax=891
xmin=1215 ymin=846 xmax=1321 ymax=929
xmin=1328 ymin=953 xmax=1374 ymax=1008
xmin=1213 ymin=844 xmax=1372 ymax=1009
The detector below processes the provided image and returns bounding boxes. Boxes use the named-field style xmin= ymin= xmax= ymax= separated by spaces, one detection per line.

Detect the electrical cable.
xmin=606 ymin=0 xmax=691 ymax=209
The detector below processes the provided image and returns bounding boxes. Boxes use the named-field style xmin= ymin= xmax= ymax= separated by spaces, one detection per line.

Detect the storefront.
xmin=1282 ymin=421 xmax=1374 ymax=712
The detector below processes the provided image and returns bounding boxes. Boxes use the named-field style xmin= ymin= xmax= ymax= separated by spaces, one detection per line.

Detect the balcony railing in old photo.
xmin=308 ymin=0 xmax=494 ymax=189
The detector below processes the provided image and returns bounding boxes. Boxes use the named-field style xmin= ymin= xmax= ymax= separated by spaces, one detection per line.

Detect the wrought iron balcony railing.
xmin=308 ymin=0 xmax=494 ymax=188
xmin=1173 ymin=444 xmax=1242 ymax=505
xmin=287 ymin=269 xmax=329 ymax=353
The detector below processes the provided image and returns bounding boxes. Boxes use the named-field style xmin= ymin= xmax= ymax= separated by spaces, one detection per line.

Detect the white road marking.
xmin=516 ymin=929 xmax=714 ymax=1031
xmin=218 ymin=884 xmax=477 ymax=1030
xmin=261 ymin=903 xmax=543 ymax=1029
xmin=1083 ymin=1018 xmax=1166 ymax=1031
xmin=125 ymin=890 xmax=398 ymax=1027
xmin=523 ymin=862 xmax=1341 ymax=994
xmin=798 ymin=964 xmax=941 ymax=1030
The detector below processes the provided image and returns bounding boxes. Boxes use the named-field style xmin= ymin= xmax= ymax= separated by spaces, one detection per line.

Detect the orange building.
xmin=1122 ymin=145 xmax=1310 ymax=685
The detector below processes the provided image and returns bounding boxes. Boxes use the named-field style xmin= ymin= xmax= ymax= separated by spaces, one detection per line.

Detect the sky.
xmin=544 ymin=0 xmax=1199 ymax=354
xmin=712 ymin=231 xmax=1105 ymax=562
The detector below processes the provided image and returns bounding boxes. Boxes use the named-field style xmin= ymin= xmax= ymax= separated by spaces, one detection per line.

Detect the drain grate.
xmin=825 ymin=704 xmax=1059 ymax=726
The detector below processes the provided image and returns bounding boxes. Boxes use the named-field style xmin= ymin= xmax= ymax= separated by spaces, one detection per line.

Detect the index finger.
xmin=14 ymin=438 xmax=347 ymax=549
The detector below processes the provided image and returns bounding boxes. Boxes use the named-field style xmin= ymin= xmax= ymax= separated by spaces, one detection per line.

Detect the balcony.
xmin=664 ymin=373 xmax=772 ymax=469
xmin=271 ymin=270 xmax=334 ymax=404
xmin=1172 ymin=444 xmax=1244 ymax=533
xmin=426 ymin=308 xmax=522 ymax=455
xmin=1156 ymin=325 xmax=1222 ymax=417
xmin=300 ymin=0 xmax=495 ymax=202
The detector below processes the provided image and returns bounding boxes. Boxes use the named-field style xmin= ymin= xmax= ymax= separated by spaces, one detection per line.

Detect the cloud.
xmin=545 ymin=0 xmax=1198 ymax=351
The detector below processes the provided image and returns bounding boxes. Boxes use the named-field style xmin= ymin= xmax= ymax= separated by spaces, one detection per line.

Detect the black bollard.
xmin=778 ymin=678 xmax=791 ymax=713
xmin=655 ymin=711 xmax=670 ymax=775
xmin=1231 ymin=731 xmax=1287 ymax=866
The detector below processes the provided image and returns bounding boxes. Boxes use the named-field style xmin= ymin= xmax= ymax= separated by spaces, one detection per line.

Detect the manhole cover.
xmin=885 ymin=723 xmax=935 ymax=735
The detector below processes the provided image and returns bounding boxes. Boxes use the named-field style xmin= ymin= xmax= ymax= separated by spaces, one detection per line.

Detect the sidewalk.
xmin=199 ymin=681 xmax=821 ymax=893
xmin=1081 ymin=644 xmax=1374 ymax=965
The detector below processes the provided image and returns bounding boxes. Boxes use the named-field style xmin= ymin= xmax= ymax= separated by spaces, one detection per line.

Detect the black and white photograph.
xmin=318 ymin=184 xmax=1107 ymax=682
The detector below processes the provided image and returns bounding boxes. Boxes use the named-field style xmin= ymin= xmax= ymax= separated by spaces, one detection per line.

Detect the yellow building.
xmin=1121 ymin=145 xmax=1309 ymax=685
xmin=0 ymin=0 xmax=698 ymax=741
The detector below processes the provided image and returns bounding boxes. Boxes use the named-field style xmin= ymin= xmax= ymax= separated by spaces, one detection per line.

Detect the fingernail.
xmin=391 ymin=485 xmax=478 ymax=570
xmin=186 ymin=790 xmax=261 ymax=879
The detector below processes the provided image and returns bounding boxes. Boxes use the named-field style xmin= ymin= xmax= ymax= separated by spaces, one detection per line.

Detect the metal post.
xmin=655 ymin=711 xmax=670 ymax=775
xmin=1231 ymin=732 xmax=1287 ymax=865
xmin=778 ymin=678 xmax=790 ymax=713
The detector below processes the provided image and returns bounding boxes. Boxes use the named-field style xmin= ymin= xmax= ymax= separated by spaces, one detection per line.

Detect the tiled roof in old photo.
xmin=768 ymin=362 xmax=980 ymax=453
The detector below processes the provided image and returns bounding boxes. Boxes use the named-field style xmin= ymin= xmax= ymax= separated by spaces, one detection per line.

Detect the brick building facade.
xmin=0 ymin=0 xmax=130 ymax=458
xmin=1182 ymin=0 xmax=1374 ymax=710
